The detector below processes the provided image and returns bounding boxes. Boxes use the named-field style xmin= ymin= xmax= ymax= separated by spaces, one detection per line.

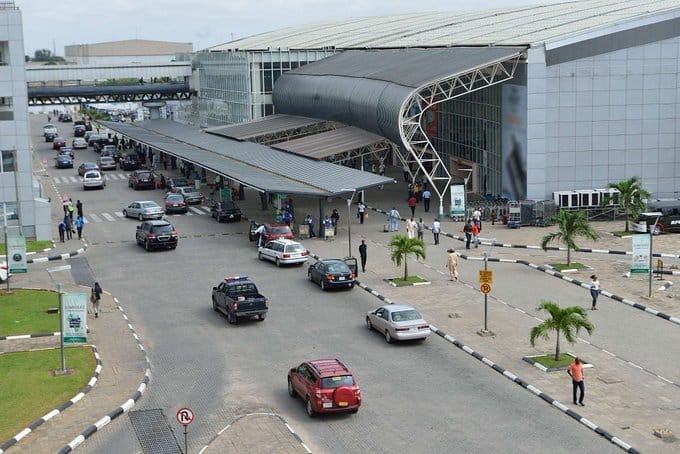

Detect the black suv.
xmin=129 ymin=170 xmax=156 ymax=190
xmin=73 ymin=125 xmax=87 ymax=137
xmin=119 ymin=154 xmax=142 ymax=171
xmin=211 ymin=200 xmax=242 ymax=222
xmin=136 ymin=220 xmax=178 ymax=251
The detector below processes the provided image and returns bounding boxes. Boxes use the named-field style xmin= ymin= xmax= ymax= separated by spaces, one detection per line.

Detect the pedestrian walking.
xmin=402 ymin=164 xmax=410 ymax=182
xmin=446 ymin=248 xmax=459 ymax=281
xmin=283 ymin=209 xmax=293 ymax=227
xmin=254 ymin=224 xmax=266 ymax=247
xmin=463 ymin=220 xmax=473 ymax=249
xmin=408 ymin=195 xmax=417 ymax=217
xmin=67 ymin=198 xmax=75 ymax=220
xmin=406 ymin=218 xmax=417 ymax=239
xmin=64 ymin=216 xmax=73 ymax=240
xmin=423 ymin=189 xmax=431 ymax=212
xmin=75 ymin=215 xmax=84 ymax=239
xmin=359 ymin=240 xmax=368 ymax=272
xmin=568 ymin=357 xmax=585 ymax=406
xmin=388 ymin=207 xmax=400 ymax=232
xmin=305 ymin=214 xmax=316 ymax=238
xmin=432 ymin=218 xmax=441 ymax=245
xmin=472 ymin=222 xmax=480 ymax=248
xmin=331 ymin=208 xmax=340 ymax=235
xmin=472 ymin=206 xmax=482 ymax=230
xmin=589 ymin=275 xmax=600 ymax=310
xmin=76 ymin=199 xmax=83 ymax=217
xmin=417 ymin=218 xmax=425 ymax=241
xmin=357 ymin=202 xmax=366 ymax=224
xmin=58 ymin=220 xmax=66 ymax=242
xmin=91 ymin=282 xmax=103 ymax=318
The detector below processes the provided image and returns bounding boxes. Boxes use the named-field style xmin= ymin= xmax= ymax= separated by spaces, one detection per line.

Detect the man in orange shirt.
xmin=568 ymin=357 xmax=585 ymax=406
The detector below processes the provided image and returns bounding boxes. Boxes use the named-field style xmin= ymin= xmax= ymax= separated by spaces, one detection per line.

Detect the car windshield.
xmin=152 ymin=225 xmax=174 ymax=234
xmin=319 ymin=375 xmax=355 ymax=389
xmin=285 ymin=244 xmax=305 ymax=252
xmin=172 ymin=179 xmax=189 ymax=186
xmin=137 ymin=172 xmax=151 ymax=178
xmin=166 ymin=195 xmax=183 ymax=202
xmin=141 ymin=202 xmax=160 ymax=208
xmin=84 ymin=163 xmax=97 ymax=169
xmin=227 ymin=283 xmax=258 ymax=297
xmin=326 ymin=262 xmax=350 ymax=273
xmin=84 ymin=173 xmax=100 ymax=179
xmin=390 ymin=309 xmax=422 ymax=322
xmin=270 ymin=226 xmax=292 ymax=235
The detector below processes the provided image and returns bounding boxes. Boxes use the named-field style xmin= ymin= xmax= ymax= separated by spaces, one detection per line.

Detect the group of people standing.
xmin=58 ymin=198 xmax=84 ymax=242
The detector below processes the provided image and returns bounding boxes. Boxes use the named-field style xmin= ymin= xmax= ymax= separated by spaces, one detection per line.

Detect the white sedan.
xmin=366 ymin=304 xmax=431 ymax=343
xmin=257 ymin=239 xmax=308 ymax=266
xmin=83 ymin=170 xmax=106 ymax=190
xmin=72 ymin=137 xmax=88 ymax=149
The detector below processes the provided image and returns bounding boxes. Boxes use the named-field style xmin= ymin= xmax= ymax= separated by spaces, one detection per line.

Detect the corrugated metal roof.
xmin=102 ymin=120 xmax=393 ymax=196
xmin=206 ymin=0 xmax=680 ymax=50
xmin=272 ymin=127 xmax=387 ymax=159
xmin=205 ymin=114 xmax=323 ymax=141
xmin=65 ymin=40 xmax=192 ymax=57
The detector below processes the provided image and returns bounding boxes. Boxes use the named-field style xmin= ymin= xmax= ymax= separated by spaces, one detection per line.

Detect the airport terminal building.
xmin=194 ymin=0 xmax=680 ymax=204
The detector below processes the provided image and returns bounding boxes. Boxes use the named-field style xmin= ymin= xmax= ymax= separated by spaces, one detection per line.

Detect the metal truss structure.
xmin=247 ymin=121 xmax=339 ymax=146
xmin=327 ymin=140 xmax=395 ymax=166
xmin=27 ymin=83 xmax=193 ymax=106
xmin=398 ymin=54 xmax=522 ymax=217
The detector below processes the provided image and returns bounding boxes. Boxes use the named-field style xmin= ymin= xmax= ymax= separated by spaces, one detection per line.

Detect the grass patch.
xmin=610 ymin=231 xmax=634 ymax=237
xmin=390 ymin=275 xmax=428 ymax=285
xmin=531 ymin=353 xmax=575 ymax=369
xmin=549 ymin=262 xmax=588 ymax=270
xmin=0 ymin=289 xmax=59 ymax=335
xmin=0 ymin=347 xmax=95 ymax=442
xmin=0 ymin=240 xmax=53 ymax=255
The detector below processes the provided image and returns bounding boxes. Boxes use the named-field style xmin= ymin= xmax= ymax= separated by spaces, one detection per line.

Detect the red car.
xmin=52 ymin=137 xmax=66 ymax=149
xmin=287 ymin=359 xmax=361 ymax=417
xmin=249 ymin=222 xmax=294 ymax=244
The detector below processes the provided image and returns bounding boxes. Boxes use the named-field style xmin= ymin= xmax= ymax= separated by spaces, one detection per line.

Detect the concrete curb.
xmin=27 ymin=242 xmax=88 ymax=264
xmin=26 ymin=242 xmax=56 ymax=256
xmin=0 ymin=332 xmax=60 ymax=341
xmin=197 ymin=412 xmax=312 ymax=454
xmin=0 ymin=345 xmax=102 ymax=453
xmin=57 ymin=296 xmax=152 ymax=454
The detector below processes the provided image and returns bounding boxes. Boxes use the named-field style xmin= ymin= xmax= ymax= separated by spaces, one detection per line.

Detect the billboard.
xmin=449 ymin=184 xmax=465 ymax=217
xmin=631 ymin=234 xmax=650 ymax=274
xmin=7 ymin=233 xmax=27 ymax=273
xmin=62 ymin=293 xmax=88 ymax=344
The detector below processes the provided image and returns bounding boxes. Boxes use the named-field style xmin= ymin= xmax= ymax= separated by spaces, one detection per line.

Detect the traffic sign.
xmin=176 ymin=407 xmax=194 ymax=425
xmin=479 ymin=270 xmax=493 ymax=284
xmin=480 ymin=283 xmax=492 ymax=294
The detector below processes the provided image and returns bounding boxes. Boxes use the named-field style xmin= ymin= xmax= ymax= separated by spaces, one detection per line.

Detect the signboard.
xmin=480 ymin=283 xmax=492 ymax=294
xmin=7 ymin=234 xmax=27 ymax=273
xmin=220 ymin=187 xmax=232 ymax=201
xmin=449 ymin=184 xmax=465 ymax=217
xmin=631 ymin=234 xmax=650 ymax=274
xmin=631 ymin=222 xmax=648 ymax=233
xmin=479 ymin=270 xmax=493 ymax=284
xmin=62 ymin=293 xmax=88 ymax=343
xmin=176 ymin=407 xmax=194 ymax=425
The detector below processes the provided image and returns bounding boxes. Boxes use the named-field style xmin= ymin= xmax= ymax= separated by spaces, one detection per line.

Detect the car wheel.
xmin=275 ymin=258 xmax=281 ymax=267
xmin=320 ymin=279 xmax=326 ymax=291
xmin=258 ymin=251 xmax=264 ymax=261
xmin=366 ymin=317 xmax=373 ymax=331
xmin=287 ymin=378 xmax=297 ymax=397
xmin=138 ymin=213 xmax=143 ymax=221
xmin=258 ymin=313 xmax=266 ymax=321
xmin=212 ymin=298 xmax=218 ymax=312
xmin=123 ymin=210 xmax=127 ymax=218
xmin=227 ymin=310 xmax=236 ymax=325
xmin=170 ymin=245 xmax=177 ymax=250
xmin=348 ymin=408 xmax=359 ymax=414
xmin=385 ymin=330 xmax=394 ymax=344
xmin=305 ymin=398 xmax=315 ymax=417
xmin=145 ymin=240 xmax=151 ymax=252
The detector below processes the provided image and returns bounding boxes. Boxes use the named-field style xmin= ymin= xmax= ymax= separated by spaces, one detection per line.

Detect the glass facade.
xmin=194 ymin=49 xmax=336 ymax=127
xmin=433 ymin=85 xmax=503 ymax=197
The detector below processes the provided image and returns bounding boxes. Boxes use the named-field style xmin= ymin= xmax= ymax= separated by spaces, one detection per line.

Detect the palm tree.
xmin=540 ymin=210 xmax=598 ymax=266
xmin=388 ymin=234 xmax=426 ymax=280
xmin=607 ymin=176 xmax=651 ymax=232
xmin=530 ymin=300 xmax=594 ymax=361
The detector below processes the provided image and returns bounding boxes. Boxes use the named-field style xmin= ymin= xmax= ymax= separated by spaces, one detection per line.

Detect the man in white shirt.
xmin=432 ymin=218 xmax=441 ymax=245
xmin=423 ymin=189 xmax=432 ymax=212
xmin=357 ymin=202 xmax=367 ymax=224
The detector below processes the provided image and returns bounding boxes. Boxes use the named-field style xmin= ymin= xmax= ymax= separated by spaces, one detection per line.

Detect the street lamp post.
xmin=644 ymin=213 xmax=662 ymax=298
xmin=47 ymin=265 xmax=71 ymax=373
xmin=341 ymin=189 xmax=356 ymax=258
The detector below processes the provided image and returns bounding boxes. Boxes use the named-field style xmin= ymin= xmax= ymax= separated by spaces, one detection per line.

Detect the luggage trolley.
xmin=507 ymin=201 xmax=521 ymax=228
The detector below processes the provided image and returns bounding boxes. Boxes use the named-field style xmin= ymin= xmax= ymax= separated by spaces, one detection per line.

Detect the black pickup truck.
xmin=212 ymin=276 xmax=268 ymax=324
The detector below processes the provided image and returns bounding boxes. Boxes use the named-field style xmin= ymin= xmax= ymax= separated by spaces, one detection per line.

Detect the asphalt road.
xmin=31 ymin=114 xmax=619 ymax=453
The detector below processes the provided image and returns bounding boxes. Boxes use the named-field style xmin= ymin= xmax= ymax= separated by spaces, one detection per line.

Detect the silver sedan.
xmin=123 ymin=201 xmax=164 ymax=221
xmin=366 ymin=304 xmax=430 ymax=343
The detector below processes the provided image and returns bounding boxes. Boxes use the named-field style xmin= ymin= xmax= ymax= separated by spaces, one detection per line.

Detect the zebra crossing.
xmin=52 ymin=172 xmax=130 ymax=184
xmin=80 ymin=205 xmax=212 ymax=224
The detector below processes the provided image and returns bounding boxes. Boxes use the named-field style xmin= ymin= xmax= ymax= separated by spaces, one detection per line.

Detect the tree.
xmin=33 ymin=49 xmax=52 ymax=61
xmin=530 ymin=300 xmax=594 ymax=361
xmin=540 ymin=210 xmax=598 ymax=266
xmin=606 ymin=176 xmax=651 ymax=232
xmin=388 ymin=234 xmax=426 ymax=280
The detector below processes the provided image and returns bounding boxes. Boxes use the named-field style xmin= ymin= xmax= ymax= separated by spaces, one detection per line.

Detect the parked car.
xmin=61 ymin=113 xmax=73 ymax=122
xmin=366 ymin=304 xmax=431 ymax=343
xmin=170 ymin=186 xmax=203 ymax=204
xmin=165 ymin=177 xmax=190 ymax=191
xmin=210 ymin=200 xmax=241 ymax=222
xmin=72 ymin=137 xmax=88 ymax=149
xmin=73 ymin=119 xmax=86 ymax=128
xmin=248 ymin=222 xmax=294 ymax=244
xmin=119 ymin=154 xmax=142 ymax=171
xmin=287 ymin=359 xmax=361 ymax=417
xmin=92 ymin=137 xmax=111 ymax=151
xmin=43 ymin=124 xmax=57 ymax=136
xmin=52 ymin=137 xmax=66 ymax=149
xmin=135 ymin=220 xmax=178 ymax=251
xmin=128 ymin=170 xmax=156 ymax=190
xmin=44 ymin=131 xmax=57 ymax=142
xmin=308 ymin=259 xmax=355 ymax=290
xmin=97 ymin=156 xmax=117 ymax=171
xmin=258 ymin=239 xmax=308 ymax=267
xmin=82 ymin=170 xmax=106 ymax=190
xmin=100 ymin=144 xmax=122 ymax=161
xmin=78 ymin=162 xmax=99 ymax=176
xmin=84 ymin=130 xmax=98 ymax=142
xmin=123 ymin=200 xmax=164 ymax=221
xmin=0 ymin=262 xmax=11 ymax=282
xmin=59 ymin=147 xmax=74 ymax=159
xmin=211 ymin=276 xmax=268 ymax=324
xmin=164 ymin=193 xmax=188 ymax=214
xmin=55 ymin=154 xmax=74 ymax=169
xmin=73 ymin=125 xmax=87 ymax=137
